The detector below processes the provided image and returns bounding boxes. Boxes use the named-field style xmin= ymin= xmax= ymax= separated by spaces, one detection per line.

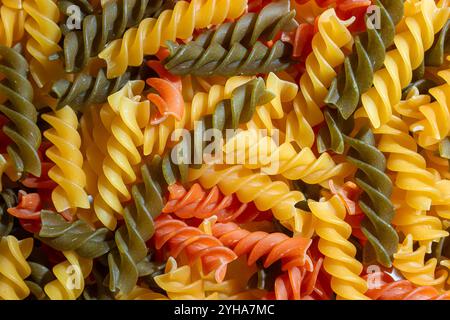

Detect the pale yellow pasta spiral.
xmin=44 ymin=251 xmax=93 ymax=300
xmin=423 ymin=149 xmax=450 ymax=180
xmin=42 ymin=106 xmax=90 ymax=213
xmin=391 ymin=187 xmax=448 ymax=251
xmin=188 ymin=164 xmax=313 ymax=237
xmin=393 ymin=234 xmax=448 ymax=288
xmin=356 ymin=0 xmax=449 ymax=128
xmin=288 ymin=9 xmax=353 ymax=148
xmin=23 ymin=0 xmax=63 ymax=87
xmin=99 ymin=0 xmax=248 ymax=78
xmin=410 ymin=69 xmax=450 ymax=151
xmin=0 ymin=236 xmax=33 ymax=300
xmin=154 ymin=257 xmax=209 ymax=299
xmin=223 ymin=129 xmax=353 ymax=186
xmin=373 ymin=115 xmax=440 ymax=211
xmin=94 ymin=80 xmax=150 ymax=230
xmin=308 ymin=196 xmax=369 ymax=300
xmin=0 ymin=0 xmax=26 ymax=47
xmin=393 ymin=87 xmax=432 ymax=127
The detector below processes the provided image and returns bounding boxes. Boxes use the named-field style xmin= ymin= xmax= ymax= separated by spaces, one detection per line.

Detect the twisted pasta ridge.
xmin=44 ymin=250 xmax=93 ymax=300
xmin=23 ymin=0 xmax=63 ymax=87
xmin=325 ymin=0 xmax=404 ymax=119
xmin=60 ymin=0 xmax=172 ymax=73
xmin=0 ymin=45 xmax=41 ymax=178
xmin=188 ymin=164 xmax=313 ymax=236
xmin=98 ymin=0 xmax=248 ymax=78
xmin=42 ymin=106 xmax=90 ymax=213
xmin=191 ymin=0 xmax=297 ymax=49
xmin=373 ymin=115 xmax=441 ymax=211
xmin=308 ymin=195 xmax=369 ymax=300
xmin=393 ymin=234 xmax=448 ymax=287
xmin=25 ymin=261 xmax=54 ymax=300
xmin=391 ymin=188 xmax=448 ymax=251
xmin=291 ymin=8 xmax=353 ymax=129
xmin=345 ymin=126 xmax=398 ymax=267
xmin=107 ymin=163 xmax=164 ymax=294
xmin=223 ymin=129 xmax=353 ymax=185
xmin=410 ymin=68 xmax=450 ymax=151
xmin=37 ymin=210 xmax=114 ymax=259
xmin=364 ymin=271 xmax=450 ymax=300
xmin=154 ymin=214 xmax=238 ymax=283
xmin=355 ymin=0 xmax=450 ymax=128
xmin=212 ymin=222 xmax=312 ymax=270
xmin=50 ymin=67 xmax=134 ymax=112
xmin=0 ymin=0 xmax=26 ymax=47
xmin=0 ymin=189 xmax=15 ymax=237
xmin=393 ymin=88 xmax=432 ymax=128
xmin=93 ymin=80 xmax=149 ymax=230
xmin=0 ymin=235 xmax=33 ymax=300
xmin=163 ymin=182 xmax=271 ymax=223
xmin=164 ymin=40 xmax=293 ymax=77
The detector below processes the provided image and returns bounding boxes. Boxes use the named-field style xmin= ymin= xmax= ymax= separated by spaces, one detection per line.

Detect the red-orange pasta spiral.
xmin=162 ymin=183 xmax=272 ymax=223
xmin=154 ymin=214 xmax=238 ymax=283
xmin=364 ymin=272 xmax=450 ymax=300
xmin=212 ymin=222 xmax=312 ymax=271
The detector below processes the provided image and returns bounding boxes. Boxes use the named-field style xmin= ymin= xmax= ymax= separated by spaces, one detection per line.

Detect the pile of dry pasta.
xmin=0 ymin=0 xmax=449 ymax=300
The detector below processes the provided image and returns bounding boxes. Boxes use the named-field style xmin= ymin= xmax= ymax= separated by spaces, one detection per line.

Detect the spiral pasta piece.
xmin=223 ymin=129 xmax=353 ymax=185
xmin=163 ymin=183 xmax=270 ymax=223
xmin=0 ymin=0 xmax=26 ymax=47
xmin=98 ymin=0 xmax=248 ymax=78
xmin=212 ymin=222 xmax=312 ymax=270
xmin=356 ymin=0 xmax=450 ymax=128
xmin=60 ymin=0 xmax=172 ymax=72
xmin=93 ymin=80 xmax=149 ymax=230
xmin=23 ymin=0 xmax=63 ymax=87
xmin=107 ymin=163 xmax=164 ymax=294
xmin=42 ymin=106 xmax=89 ymax=213
xmin=0 ymin=45 xmax=41 ymax=178
xmin=308 ymin=195 xmax=369 ymax=300
xmin=325 ymin=0 xmax=404 ymax=119
xmin=50 ymin=68 xmax=135 ymax=112
xmin=373 ymin=115 xmax=441 ymax=211
xmin=188 ymin=164 xmax=313 ymax=236
xmin=410 ymin=68 xmax=450 ymax=151
xmin=154 ymin=214 xmax=238 ymax=283
xmin=393 ymin=234 xmax=448 ymax=287
xmin=0 ymin=235 xmax=33 ymax=300
xmin=292 ymin=8 xmax=353 ymax=127
xmin=44 ymin=250 xmax=93 ymax=300
xmin=37 ymin=210 xmax=113 ymax=259
xmin=116 ymin=286 xmax=168 ymax=300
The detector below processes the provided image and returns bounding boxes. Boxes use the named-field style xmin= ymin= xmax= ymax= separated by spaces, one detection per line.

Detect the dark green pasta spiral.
xmin=25 ymin=262 xmax=54 ymax=300
xmin=50 ymin=68 xmax=134 ymax=111
xmin=164 ymin=40 xmax=293 ymax=76
xmin=37 ymin=210 xmax=114 ymax=259
xmin=0 ymin=45 xmax=41 ymax=177
xmin=325 ymin=0 xmax=404 ymax=119
xmin=171 ymin=77 xmax=275 ymax=174
xmin=319 ymin=109 xmax=398 ymax=267
xmin=192 ymin=0 xmax=297 ymax=49
xmin=0 ymin=189 xmax=16 ymax=237
xmin=425 ymin=19 xmax=450 ymax=67
xmin=60 ymin=0 xmax=173 ymax=73
xmin=107 ymin=163 xmax=164 ymax=294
